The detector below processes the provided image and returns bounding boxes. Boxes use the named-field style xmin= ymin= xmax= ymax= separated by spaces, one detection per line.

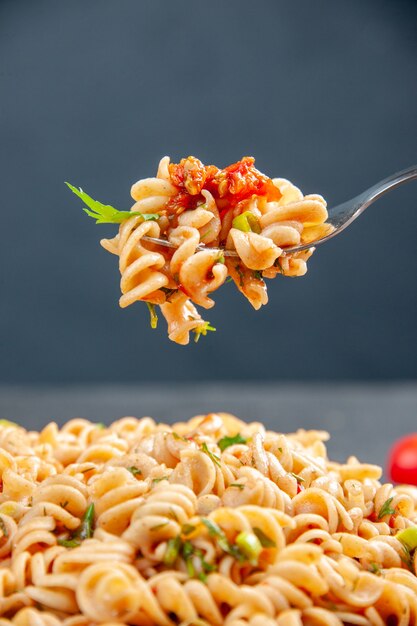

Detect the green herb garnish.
xmin=201 ymin=518 xmax=244 ymax=561
xmin=152 ymin=476 xmax=169 ymax=483
xmin=57 ymin=538 xmax=82 ymax=548
xmin=57 ymin=503 xmax=95 ymax=548
xmin=66 ymin=183 xmax=159 ymax=224
xmin=0 ymin=419 xmax=19 ymax=428
xmin=150 ymin=521 xmax=169 ymax=531
xmin=396 ymin=526 xmax=417 ymax=551
xmin=160 ymin=287 xmax=178 ymax=301
xmin=230 ymin=483 xmax=245 ymax=490
xmin=163 ymin=536 xmax=182 ymax=565
xmin=253 ymin=270 xmax=263 ymax=280
xmin=0 ymin=517 xmax=8 ymax=538
xmin=201 ymin=442 xmax=221 ymax=468
xmin=235 ymin=264 xmax=245 ymax=287
xmin=378 ymin=497 xmax=396 ymax=520
xmin=182 ymin=524 xmax=196 ymax=536
xmin=94 ymin=422 xmax=106 ymax=429
xmin=290 ymin=472 xmax=305 ymax=484
xmin=232 ymin=211 xmax=261 ymax=234
xmin=253 ymin=527 xmax=276 ymax=548
xmin=369 ymin=562 xmax=382 ymax=575
xmin=217 ymin=433 xmax=247 ymax=451
xmin=193 ymin=321 xmax=216 ymax=343
xmin=172 ymin=432 xmax=187 ymax=441
xmin=235 ymin=531 xmax=262 ymax=566
xmin=146 ymin=303 xmax=158 ymax=329
xmin=127 ymin=466 xmax=142 ymax=476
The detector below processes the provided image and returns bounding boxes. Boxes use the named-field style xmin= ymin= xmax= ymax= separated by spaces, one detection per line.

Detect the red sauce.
xmin=166 ymin=156 xmax=282 ymax=218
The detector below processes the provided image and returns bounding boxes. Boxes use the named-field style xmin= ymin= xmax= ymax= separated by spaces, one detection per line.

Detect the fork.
xmin=144 ymin=164 xmax=417 ymax=256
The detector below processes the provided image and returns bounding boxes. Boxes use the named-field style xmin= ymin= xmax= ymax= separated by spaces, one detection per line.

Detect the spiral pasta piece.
xmin=0 ymin=414 xmax=415 ymax=624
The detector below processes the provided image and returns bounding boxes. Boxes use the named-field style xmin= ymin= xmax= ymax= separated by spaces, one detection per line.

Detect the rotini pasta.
xmin=0 ymin=414 xmax=416 ymax=624
xmin=69 ymin=157 xmax=332 ymax=343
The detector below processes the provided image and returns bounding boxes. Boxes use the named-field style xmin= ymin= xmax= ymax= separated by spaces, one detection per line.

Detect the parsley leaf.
xmin=378 ymin=497 xmax=396 ymax=520
xmin=66 ymin=182 xmax=159 ymax=224
xmin=127 ymin=466 xmax=142 ymax=476
xmin=193 ymin=321 xmax=216 ymax=343
xmin=290 ymin=472 xmax=305 ymax=484
xmin=0 ymin=517 xmax=8 ymax=538
xmin=217 ymin=433 xmax=247 ymax=451
xmin=146 ymin=303 xmax=158 ymax=329
xmin=201 ymin=518 xmax=245 ymax=561
xmin=253 ymin=527 xmax=276 ymax=548
xmin=57 ymin=503 xmax=95 ymax=549
xmin=201 ymin=442 xmax=221 ymax=468
xmin=369 ymin=562 xmax=382 ymax=575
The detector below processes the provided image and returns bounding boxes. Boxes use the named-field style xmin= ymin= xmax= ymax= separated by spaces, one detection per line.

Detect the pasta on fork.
xmin=68 ymin=156 xmax=332 ymax=344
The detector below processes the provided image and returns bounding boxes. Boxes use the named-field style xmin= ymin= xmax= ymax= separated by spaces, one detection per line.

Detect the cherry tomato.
xmin=388 ymin=433 xmax=417 ymax=485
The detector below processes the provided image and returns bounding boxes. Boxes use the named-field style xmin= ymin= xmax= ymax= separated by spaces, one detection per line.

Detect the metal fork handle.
xmin=356 ymin=164 xmax=417 ymax=209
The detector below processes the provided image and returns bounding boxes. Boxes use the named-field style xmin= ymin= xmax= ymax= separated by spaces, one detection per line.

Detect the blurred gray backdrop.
xmin=0 ymin=0 xmax=416 ymax=384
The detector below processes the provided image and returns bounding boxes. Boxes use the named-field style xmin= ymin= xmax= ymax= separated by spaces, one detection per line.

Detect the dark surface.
xmin=0 ymin=0 xmax=416 ymax=384
xmin=1 ymin=383 xmax=416 ymax=470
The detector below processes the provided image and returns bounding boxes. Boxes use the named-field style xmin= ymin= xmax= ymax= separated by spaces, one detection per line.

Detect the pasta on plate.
xmin=68 ymin=157 xmax=333 ymax=344
xmin=0 ymin=414 xmax=416 ymax=625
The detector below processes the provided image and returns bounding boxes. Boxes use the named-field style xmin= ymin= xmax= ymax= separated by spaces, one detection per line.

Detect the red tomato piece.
xmin=388 ymin=433 xmax=417 ymax=485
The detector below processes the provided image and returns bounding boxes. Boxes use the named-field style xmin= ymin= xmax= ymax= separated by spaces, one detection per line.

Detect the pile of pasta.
xmin=99 ymin=157 xmax=332 ymax=344
xmin=0 ymin=414 xmax=416 ymax=626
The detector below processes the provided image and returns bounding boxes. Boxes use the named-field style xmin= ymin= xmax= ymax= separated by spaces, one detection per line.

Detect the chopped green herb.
xmin=396 ymin=526 xmax=417 ymax=551
xmin=182 ymin=540 xmax=195 ymax=577
xmin=232 ymin=211 xmax=261 ymax=234
xmin=278 ymin=447 xmax=283 ymax=453
xmin=201 ymin=442 xmax=221 ymax=468
xmin=290 ymin=472 xmax=305 ymax=483
xmin=66 ymin=182 xmax=159 ymax=224
xmin=225 ymin=276 xmax=234 ymax=284
xmin=57 ymin=504 xmax=95 ymax=548
xmin=0 ymin=517 xmax=8 ymax=538
xmin=378 ymin=497 xmax=396 ymax=520
xmin=168 ymin=507 xmax=179 ymax=522
xmin=253 ymin=527 xmax=276 ymax=548
xmin=57 ymin=538 xmax=81 ymax=548
xmin=400 ymin=544 xmax=414 ymax=570
xmin=160 ymin=287 xmax=178 ymax=301
xmin=77 ymin=504 xmax=95 ymax=541
xmin=235 ymin=531 xmax=262 ymax=565
xmin=230 ymin=483 xmax=245 ymax=490
xmin=146 ymin=303 xmax=158 ymax=329
xmin=369 ymin=562 xmax=382 ymax=575
xmin=182 ymin=524 xmax=196 ymax=536
xmin=193 ymin=321 xmax=216 ymax=343
xmin=201 ymin=518 xmax=244 ymax=561
xmin=218 ymin=433 xmax=247 ymax=451
xmin=235 ymin=264 xmax=245 ymax=287
xmin=150 ymin=522 xmax=169 ymax=531
xmin=94 ymin=422 xmax=106 ymax=429
xmin=152 ymin=476 xmax=169 ymax=483
xmin=163 ymin=536 xmax=182 ymax=566
xmin=60 ymin=501 xmax=69 ymax=510
xmin=172 ymin=432 xmax=187 ymax=441
xmin=216 ymin=253 xmax=225 ymax=264
xmin=127 ymin=466 xmax=142 ymax=476
xmin=0 ymin=419 xmax=19 ymax=428
xmin=252 ymin=270 xmax=263 ymax=280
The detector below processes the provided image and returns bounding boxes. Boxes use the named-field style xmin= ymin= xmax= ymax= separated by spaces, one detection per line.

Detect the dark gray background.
xmin=1 ymin=0 xmax=416 ymax=384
